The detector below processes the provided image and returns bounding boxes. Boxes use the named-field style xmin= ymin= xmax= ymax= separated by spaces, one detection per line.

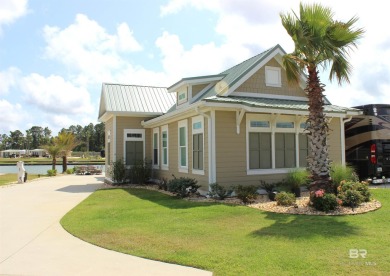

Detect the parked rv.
xmin=345 ymin=104 xmax=390 ymax=183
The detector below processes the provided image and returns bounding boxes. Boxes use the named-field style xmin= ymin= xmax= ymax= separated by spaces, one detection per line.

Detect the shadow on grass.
xmin=251 ymin=211 xmax=361 ymax=239
xmin=121 ymin=187 xmax=237 ymax=210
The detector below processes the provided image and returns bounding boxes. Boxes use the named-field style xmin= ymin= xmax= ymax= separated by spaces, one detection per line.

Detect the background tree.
xmin=30 ymin=126 xmax=44 ymax=149
xmin=280 ymin=3 xmax=364 ymax=192
xmin=9 ymin=130 xmax=24 ymax=149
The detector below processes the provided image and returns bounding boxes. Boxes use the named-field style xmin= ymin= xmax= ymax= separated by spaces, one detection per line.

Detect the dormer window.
xmin=265 ymin=66 xmax=281 ymax=87
xmin=177 ymin=88 xmax=188 ymax=105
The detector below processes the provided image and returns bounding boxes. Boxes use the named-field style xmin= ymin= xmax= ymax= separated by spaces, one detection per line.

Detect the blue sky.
xmin=0 ymin=0 xmax=388 ymax=135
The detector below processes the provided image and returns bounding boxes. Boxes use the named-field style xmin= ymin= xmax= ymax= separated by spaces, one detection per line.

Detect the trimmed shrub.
xmin=342 ymin=190 xmax=364 ymax=209
xmin=355 ymin=182 xmax=371 ymax=202
xmin=129 ymin=158 xmax=152 ymax=184
xmin=167 ymin=177 xmax=201 ymax=198
xmin=47 ymin=169 xmax=57 ymax=176
xmin=234 ymin=185 xmax=258 ymax=204
xmin=110 ymin=159 xmax=126 ymax=184
xmin=208 ymin=183 xmax=233 ymax=200
xmin=275 ymin=192 xmax=296 ymax=206
xmin=337 ymin=180 xmax=371 ymax=208
xmin=311 ymin=191 xmax=339 ymax=212
xmin=66 ymin=168 xmax=73 ymax=174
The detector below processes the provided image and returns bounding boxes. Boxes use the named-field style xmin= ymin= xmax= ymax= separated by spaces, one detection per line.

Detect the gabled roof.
xmin=199 ymin=44 xmax=286 ymax=99
xmin=98 ymin=83 xmax=176 ymax=121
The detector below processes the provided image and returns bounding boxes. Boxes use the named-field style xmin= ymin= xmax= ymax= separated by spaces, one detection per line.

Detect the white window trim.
xmin=192 ymin=116 xmax=204 ymax=174
xmin=161 ymin=125 xmax=169 ymax=170
xmin=246 ymin=114 xmax=307 ymax=175
xmin=123 ymin=129 xmax=145 ymax=166
xmin=265 ymin=66 xmax=282 ymax=87
xmin=178 ymin=120 xmax=188 ymax=173
xmin=152 ymin=128 xmax=159 ymax=169
xmin=177 ymin=88 xmax=188 ymax=105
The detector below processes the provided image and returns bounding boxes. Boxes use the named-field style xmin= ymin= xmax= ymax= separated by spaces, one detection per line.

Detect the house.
xmin=98 ymin=44 xmax=361 ymax=191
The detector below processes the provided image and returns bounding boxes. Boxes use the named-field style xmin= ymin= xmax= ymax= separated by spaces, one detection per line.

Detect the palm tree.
xmin=43 ymin=143 xmax=63 ymax=171
xmin=280 ymin=3 xmax=364 ymax=192
xmin=57 ymin=131 xmax=79 ymax=173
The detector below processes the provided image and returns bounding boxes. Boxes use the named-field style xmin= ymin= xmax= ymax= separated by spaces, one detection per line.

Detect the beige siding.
xmin=155 ymin=117 xmax=209 ymax=190
xmin=115 ymin=116 xmax=151 ymax=162
xmin=192 ymin=83 xmax=209 ymax=98
xmin=328 ymin=117 xmax=342 ymax=163
xmin=236 ymin=58 xmax=306 ymax=98
xmin=215 ymin=111 xmax=287 ymax=187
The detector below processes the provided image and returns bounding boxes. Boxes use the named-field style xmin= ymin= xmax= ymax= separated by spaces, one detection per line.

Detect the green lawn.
xmin=0 ymin=173 xmax=41 ymax=186
xmin=61 ymin=188 xmax=390 ymax=276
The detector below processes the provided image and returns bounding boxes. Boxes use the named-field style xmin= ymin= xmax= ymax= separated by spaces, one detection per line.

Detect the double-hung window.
xmin=178 ymin=120 xmax=188 ymax=173
xmin=192 ymin=116 xmax=204 ymax=174
xmin=161 ymin=125 xmax=169 ymax=170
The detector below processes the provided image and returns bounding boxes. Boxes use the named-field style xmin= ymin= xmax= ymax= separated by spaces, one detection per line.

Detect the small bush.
xmin=286 ymin=169 xmax=310 ymax=189
xmin=275 ymin=191 xmax=296 ymax=206
xmin=110 ymin=159 xmax=126 ymax=184
xmin=259 ymin=180 xmax=277 ymax=193
xmin=208 ymin=183 xmax=233 ymax=200
xmin=167 ymin=177 xmax=201 ymax=198
xmin=311 ymin=191 xmax=339 ymax=212
xmin=337 ymin=180 xmax=371 ymax=208
xmin=342 ymin=190 xmax=364 ymax=208
xmin=66 ymin=168 xmax=73 ymax=174
xmin=234 ymin=185 xmax=258 ymax=204
xmin=47 ymin=169 xmax=57 ymax=176
xmin=355 ymin=182 xmax=371 ymax=202
xmin=330 ymin=163 xmax=359 ymax=185
xmin=129 ymin=158 xmax=152 ymax=184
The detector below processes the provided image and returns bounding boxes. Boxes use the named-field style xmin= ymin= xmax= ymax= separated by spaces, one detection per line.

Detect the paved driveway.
xmin=0 ymin=175 xmax=211 ymax=276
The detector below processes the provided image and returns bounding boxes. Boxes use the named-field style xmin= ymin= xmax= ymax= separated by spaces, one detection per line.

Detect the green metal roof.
xmin=204 ymin=96 xmax=360 ymax=114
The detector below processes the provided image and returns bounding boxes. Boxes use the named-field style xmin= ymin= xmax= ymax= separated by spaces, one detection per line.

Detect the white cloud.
xmin=159 ymin=0 xmax=389 ymax=107
xmin=43 ymin=14 xmax=143 ymax=86
xmin=20 ymin=73 xmax=94 ymax=115
xmin=0 ymin=67 xmax=20 ymax=95
xmin=0 ymin=0 xmax=28 ymax=32
xmin=0 ymin=99 xmax=27 ymax=133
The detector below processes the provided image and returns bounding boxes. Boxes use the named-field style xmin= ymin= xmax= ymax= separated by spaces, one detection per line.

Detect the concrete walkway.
xmin=0 ymin=175 xmax=212 ymax=276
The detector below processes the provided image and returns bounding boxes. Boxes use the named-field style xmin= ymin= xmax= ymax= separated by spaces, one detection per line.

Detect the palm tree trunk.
xmin=52 ymin=157 xmax=56 ymax=171
xmin=306 ymin=66 xmax=331 ymax=192
xmin=62 ymin=155 xmax=67 ymax=173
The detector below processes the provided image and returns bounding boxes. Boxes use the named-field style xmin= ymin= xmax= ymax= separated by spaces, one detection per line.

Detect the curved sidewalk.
xmin=0 ymin=175 xmax=212 ymax=276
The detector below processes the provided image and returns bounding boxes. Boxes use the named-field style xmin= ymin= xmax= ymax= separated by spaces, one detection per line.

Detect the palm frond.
xmin=282 ymin=54 xmax=305 ymax=84
xmin=329 ymin=53 xmax=352 ymax=84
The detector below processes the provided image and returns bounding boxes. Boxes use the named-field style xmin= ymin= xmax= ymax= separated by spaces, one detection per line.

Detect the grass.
xmin=61 ymin=188 xmax=390 ymax=275
xmin=0 ymin=173 xmax=41 ymax=186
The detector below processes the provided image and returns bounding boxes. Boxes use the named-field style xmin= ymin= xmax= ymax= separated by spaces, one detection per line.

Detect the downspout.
xmin=341 ymin=116 xmax=353 ymax=165
xmin=195 ymin=107 xmax=215 ymax=189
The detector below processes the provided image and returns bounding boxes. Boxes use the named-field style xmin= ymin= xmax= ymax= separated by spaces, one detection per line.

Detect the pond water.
xmin=0 ymin=164 xmax=105 ymax=175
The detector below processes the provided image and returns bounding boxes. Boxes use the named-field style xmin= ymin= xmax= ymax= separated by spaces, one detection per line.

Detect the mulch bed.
xmin=102 ymin=183 xmax=382 ymax=216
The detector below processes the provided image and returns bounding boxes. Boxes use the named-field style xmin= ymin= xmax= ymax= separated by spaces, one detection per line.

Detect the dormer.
xmin=168 ymin=74 xmax=225 ymax=108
